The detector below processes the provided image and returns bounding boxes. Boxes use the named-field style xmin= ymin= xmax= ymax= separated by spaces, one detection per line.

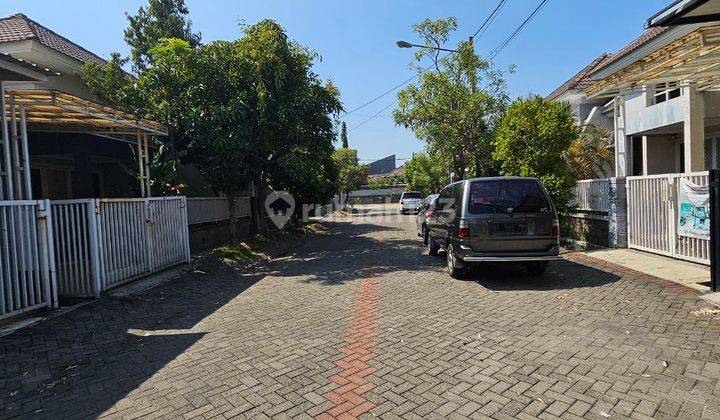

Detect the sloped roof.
xmin=546 ymin=53 xmax=613 ymax=100
xmin=0 ymin=13 xmax=106 ymax=65
xmin=590 ymin=26 xmax=668 ymax=74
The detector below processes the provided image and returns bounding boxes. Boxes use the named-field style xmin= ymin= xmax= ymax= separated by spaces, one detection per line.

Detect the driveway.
xmin=1 ymin=204 xmax=720 ymax=419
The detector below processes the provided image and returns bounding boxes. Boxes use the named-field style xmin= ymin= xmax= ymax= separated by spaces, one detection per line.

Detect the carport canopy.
xmin=3 ymin=88 xmax=167 ymax=138
xmin=1 ymin=88 xmax=165 ymax=200
xmin=585 ymin=24 xmax=720 ymax=97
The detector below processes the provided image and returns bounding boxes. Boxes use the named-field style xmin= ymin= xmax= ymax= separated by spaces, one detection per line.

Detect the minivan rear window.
xmin=402 ymin=192 xmax=422 ymax=199
xmin=468 ymin=179 xmax=550 ymax=214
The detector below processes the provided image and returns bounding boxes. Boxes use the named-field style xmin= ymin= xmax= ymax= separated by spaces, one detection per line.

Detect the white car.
xmin=399 ymin=191 xmax=423 ymax=214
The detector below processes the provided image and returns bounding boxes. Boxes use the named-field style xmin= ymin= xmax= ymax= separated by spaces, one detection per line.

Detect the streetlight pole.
xmin=395 ymin=40 xmax=459 ymax=53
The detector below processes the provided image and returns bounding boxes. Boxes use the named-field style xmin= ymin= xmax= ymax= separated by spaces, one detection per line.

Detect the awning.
xmin=3 ymin=88 xmax=167 ymax=138
xmin=646 ymin=0 xmax=720 ymax=28
xmin=585 ymin=24 xmax=720 ymax=97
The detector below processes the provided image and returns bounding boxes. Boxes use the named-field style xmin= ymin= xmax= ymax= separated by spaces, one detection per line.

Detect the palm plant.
xmin=566 ymin=124 xmax=614 ymax=180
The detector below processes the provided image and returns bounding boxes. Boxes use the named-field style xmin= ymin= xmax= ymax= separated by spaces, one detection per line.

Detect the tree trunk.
xmin=227 ymin=195 xmax=239 ymax=245
xmin=250 ymin=179 xmax=267 ymax=236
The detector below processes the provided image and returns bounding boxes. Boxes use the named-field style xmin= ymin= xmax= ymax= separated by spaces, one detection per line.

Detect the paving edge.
xmin=565 ymin=252 xmax=714 ymax=300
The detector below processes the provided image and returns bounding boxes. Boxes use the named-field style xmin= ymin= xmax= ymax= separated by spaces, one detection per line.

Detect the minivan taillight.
xmin=552 ymin=219 xmax=560 ymax=237
xmin=458 ymin=219 xmax=470 ymax=238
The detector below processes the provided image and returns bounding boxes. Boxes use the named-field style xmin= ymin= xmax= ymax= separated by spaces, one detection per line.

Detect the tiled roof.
xmin=0 ymin=13 xmax=105 ymax=65
xmin=546 ymin=53 xmax=613 ymax=100
xmin=548 ymin=26 xmax=670 ymax=100
xmin=591 ymin=26 xmax=668 ymax=74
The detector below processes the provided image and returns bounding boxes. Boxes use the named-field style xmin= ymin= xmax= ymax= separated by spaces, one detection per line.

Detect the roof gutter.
xmin=646 ymin=0 xmax=718 ymax=28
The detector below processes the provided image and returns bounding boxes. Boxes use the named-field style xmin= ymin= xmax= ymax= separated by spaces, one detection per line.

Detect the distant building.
xmin=367 ymin=154 xmax=396 ymax=175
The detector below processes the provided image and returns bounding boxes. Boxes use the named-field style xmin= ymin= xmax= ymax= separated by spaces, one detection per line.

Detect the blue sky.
xmin=1 ymin=0 xmax=664 ymax=165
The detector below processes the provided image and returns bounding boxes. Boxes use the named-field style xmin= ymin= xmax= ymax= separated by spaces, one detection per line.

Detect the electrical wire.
xmin=349 ymin=100 xmax=397 ymax=132
xmin=487 ymin=0 xmax=549 ymax=61
xmin=345 ymin=0 xmax=507 ymax=116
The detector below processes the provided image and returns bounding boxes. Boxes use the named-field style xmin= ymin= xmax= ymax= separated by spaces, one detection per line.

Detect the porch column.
xmin=684 ymin=85 xmax=705 ymax=173
xmin=136 ymin=134 xmax=146 ymax=198
xmin=641 ymin=136 xmax=649 ymax=175
xmin=614 ymin=96 xmax=629 ymax=178
xmin=0 ymin=82 xmax=13 ymax=199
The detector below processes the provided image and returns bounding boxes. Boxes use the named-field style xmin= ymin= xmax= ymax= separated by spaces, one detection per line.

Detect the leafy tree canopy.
xmin=494 ymin=96 xmax=578 ymax=211
xmin=394 ymin=17 xmax=510 ymax=180
xmin=125 ymin=0 xmax=201 ymax=72
xmin=403 ymin=152 xmax=448 ymax=196
xmin=333 ymin=148 xmax=367 ymax=195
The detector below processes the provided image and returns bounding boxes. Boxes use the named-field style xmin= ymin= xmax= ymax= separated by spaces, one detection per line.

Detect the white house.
xmin=554 ymin=0 xmax=720 ymax=264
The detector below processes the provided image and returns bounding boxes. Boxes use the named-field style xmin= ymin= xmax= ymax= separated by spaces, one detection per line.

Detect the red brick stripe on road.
xmin=318 ymin=268 xmax=380 ymax=419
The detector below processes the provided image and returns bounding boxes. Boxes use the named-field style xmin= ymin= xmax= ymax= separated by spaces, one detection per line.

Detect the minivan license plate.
xmin=495 ymin=222 xmax=527 ymax=234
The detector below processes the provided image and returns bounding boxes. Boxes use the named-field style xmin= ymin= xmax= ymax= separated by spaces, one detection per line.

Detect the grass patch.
xmin=207 ymin=221 xmax=325 ymax=263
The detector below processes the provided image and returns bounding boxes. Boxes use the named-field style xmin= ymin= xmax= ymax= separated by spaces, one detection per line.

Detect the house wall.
xmin=0 ymin=40 xmax=94 ymax=99
xmin=645 ymin=135 xmax=679 ymax=175
xmin=28 ymin=132 xmax=139 ymax=199
xmin=624 ymin=91 xmax=685 ymax=136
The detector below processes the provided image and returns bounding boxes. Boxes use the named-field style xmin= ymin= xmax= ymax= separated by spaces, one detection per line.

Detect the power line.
xmin=471 ymin=0 xmax=508 ymax=39
xmin=487 ymin=0 xmax=549 ymax=61
xmin=345 ymin=0 xmax=507 ymax=116
xmin=349 ymin=100 xmax=397 ymax=132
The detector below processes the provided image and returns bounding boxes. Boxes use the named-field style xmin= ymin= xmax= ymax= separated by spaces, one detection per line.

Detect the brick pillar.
xmin=608 ymin=177 xmax=627 ymax=248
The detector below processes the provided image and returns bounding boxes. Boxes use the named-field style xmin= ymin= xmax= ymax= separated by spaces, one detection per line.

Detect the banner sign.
xmin=678 ymin=178 xmax=710 ymax=240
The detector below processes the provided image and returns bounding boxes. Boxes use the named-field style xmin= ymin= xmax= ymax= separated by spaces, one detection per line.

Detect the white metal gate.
xmin=627 ymin=172 xmax=710 ymax=265
xmin=0 ymin=200 xmax=57 ymax=319
xmin=51 ymin=197 xmax=190 ymax=297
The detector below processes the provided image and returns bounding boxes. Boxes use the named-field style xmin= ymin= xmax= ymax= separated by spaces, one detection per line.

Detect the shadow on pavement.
xmin=0 ymin=266 xmax=265 ymax=418
xmin=460 ymin=258 xmax=621 ymax=291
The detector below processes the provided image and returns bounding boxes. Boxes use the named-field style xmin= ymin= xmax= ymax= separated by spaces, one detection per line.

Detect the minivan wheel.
xmin=526 ymin=261 xmax=549 ymax=276
xmin=426 ymin=232 xmax=439 ymax=256
xmin=446 ymin=244 xmax=466 ymax=279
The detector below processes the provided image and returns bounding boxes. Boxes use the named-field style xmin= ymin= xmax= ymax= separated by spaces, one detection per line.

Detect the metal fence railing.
xmin=51 ymin=197 xmax=191 ymax=297
xmin=0 ymin=200 xmax=57 ymax=320
xmin=186 ymin=197 xmax=251 ymax=225
xmin=627 ymin=172 xmax=709 ymax=265
xmin=572 ymin=178 xmax=611 ymax=213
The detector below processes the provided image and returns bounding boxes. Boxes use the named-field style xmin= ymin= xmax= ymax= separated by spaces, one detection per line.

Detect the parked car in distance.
xmin=425 ymin=177 xmax=560 ymax=278
xmin=416 ymin=193 xmax=439 ymax=237
xmin=399 ymin=191 xmax=423 ymax=214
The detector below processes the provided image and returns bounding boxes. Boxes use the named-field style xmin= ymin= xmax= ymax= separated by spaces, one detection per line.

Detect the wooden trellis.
xmin=586 ymin=24 xmax=720 ymax=97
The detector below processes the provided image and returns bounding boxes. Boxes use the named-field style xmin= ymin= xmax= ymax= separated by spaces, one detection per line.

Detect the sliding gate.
xmin=51 ymin=197 xmax=190 ymax=297
xmin=627 ymin=172 xmax=710 ymax=265
xmin=0 ymin=200 xmax=57 ymax=320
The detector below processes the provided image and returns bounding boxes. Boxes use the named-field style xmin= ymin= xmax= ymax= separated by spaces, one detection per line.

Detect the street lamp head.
xmin=396 ymin=40 xmax=413 ymax=49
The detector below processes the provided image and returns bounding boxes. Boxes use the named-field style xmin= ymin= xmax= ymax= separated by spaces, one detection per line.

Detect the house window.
xmin=651 ymin=82 xmax=681 ymax=105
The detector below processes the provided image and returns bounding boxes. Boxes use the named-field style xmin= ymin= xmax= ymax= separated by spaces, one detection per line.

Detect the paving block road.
xmin=2 ymin=204 xmax=720 ymax=419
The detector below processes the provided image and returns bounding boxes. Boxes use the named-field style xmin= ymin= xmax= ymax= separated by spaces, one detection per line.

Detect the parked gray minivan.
xmin=424 ymin=177 xmax=560 ymax=278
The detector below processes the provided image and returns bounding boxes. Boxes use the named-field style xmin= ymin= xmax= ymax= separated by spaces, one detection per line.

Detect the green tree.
xmin=340 ymin=121 xmax=348 ymax=148
xmin=83 ymin=11 xmax=343 ymax=242
xmin=403 ymin=152 xmax=447 ymax=196
xmin=494 ymin=96 xmax=578 ymax=211
xmin=394 ymin=17 xmax=509 ymax=180
xmin=125 ymin=0 xmax=201 ymax=72
xmin=333 ymin=148 xmax=367 ymax=198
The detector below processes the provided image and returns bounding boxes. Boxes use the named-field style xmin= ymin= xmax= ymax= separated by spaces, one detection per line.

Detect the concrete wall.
xmin=188 ymin=217 xmax=253 ymax=254
xmin=563 ymin=215 xmax=609 ymax=248
xmin=645 ymin=135 xmax=679 ymax=175
xmin=625 ymin=91 xmax=685 ymax=136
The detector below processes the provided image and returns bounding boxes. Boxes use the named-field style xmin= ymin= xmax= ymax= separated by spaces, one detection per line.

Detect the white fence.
xmin=627 ymin=172 xmax=709 ymax=265
xmin=186 ymin=197 xmax=251 ymax=225
xmin=572 ymin=179 xmax=611 ymax=213
xmin=0 ymin=200 xmax=57 ymax=320
xmin=51 ymin=197 xmax=191 ymax=297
